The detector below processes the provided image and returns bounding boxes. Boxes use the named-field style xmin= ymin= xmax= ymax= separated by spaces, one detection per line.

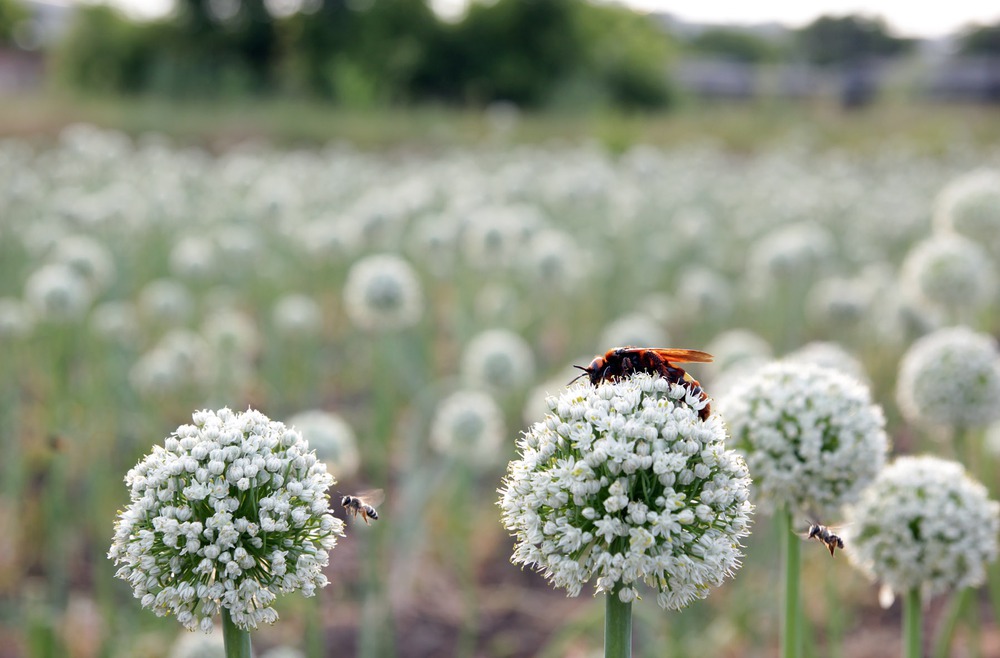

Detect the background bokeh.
xmin=2 ymin=1 xmax=1000 ymax=657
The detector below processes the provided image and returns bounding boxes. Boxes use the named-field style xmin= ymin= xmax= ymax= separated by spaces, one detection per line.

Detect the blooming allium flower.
xmin=272 ymin=294 xmax=322 ymax=338
xmin=500 ymin=373 xmax=753 ymax=609
xmin=896 ymin=326 xmax=1000 ymax=430
xmin=460 ymin=328 xmax=536 ymax=394
xmin=286 ymin=410 xmax=360 ymax=480
xmin=24 ymin=263 xmax=93 ymax=321
xmin=722 ymin=361 xmax=888 ymax=519
xmin=933 ymin=169 xmax=1000 ymax=254
xmin=784 ymin=341 xmax=869 ymax=385
xmin=109 ymin=408 xmax=344 ymax=632
xmin=845 ymin=456 xmax=1000 ymax=599
xmin=343 ymin=253 xmax=423 ymax=331
xmin=899 ymin=233 xmax=996 ymax=314
xmin=598 ymin=312 xmax=668 ymax=352
xmin=431 ymin=390 xmax=506 ymax=468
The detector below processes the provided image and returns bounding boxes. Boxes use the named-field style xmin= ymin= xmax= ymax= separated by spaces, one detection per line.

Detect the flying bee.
xmin=801 ymin=522 xmax=845 ymax=557
xmin=341 ymin=489 xmax=384 ymax=525
xmin=571 ymin=347 xmax=714 ymax=419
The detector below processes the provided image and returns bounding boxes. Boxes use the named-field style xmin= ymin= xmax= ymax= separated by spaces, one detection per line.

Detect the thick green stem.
xmin=604 ymin=589 xmax=632 ymax=658
xmin=903 ymin=588 xmax=921 ymax=658
xmin=222 ymin=608 xmax=253 ymax=658
xmin=781 ymin=507 xmax=802 ymax=658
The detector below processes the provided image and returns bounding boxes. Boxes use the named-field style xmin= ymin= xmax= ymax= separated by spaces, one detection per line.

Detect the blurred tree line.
xmin=50 ymin=0 xmax=675 ymax=109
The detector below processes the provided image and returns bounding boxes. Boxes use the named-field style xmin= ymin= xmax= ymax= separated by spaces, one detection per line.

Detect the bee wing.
xmin=355 ymin=488 xmax=385 ymax=508
xmin=648 ymin=349 xmax=714 ymax=364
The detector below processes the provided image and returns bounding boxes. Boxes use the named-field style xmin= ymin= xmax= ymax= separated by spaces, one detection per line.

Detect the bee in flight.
xmin=801 ymin=522 xmax=845 ymax=557
xmin=571 ymin=347 xmax=714 ymax=419
xmin=341 ymin=489 xmax=384 ymax=525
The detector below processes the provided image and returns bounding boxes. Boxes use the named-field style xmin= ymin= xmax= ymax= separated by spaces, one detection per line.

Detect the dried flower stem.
xmin=605 ymin=588 xmax=632 ymax=658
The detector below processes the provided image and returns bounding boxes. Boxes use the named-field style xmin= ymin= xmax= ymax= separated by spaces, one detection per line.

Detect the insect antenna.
xmin=567 ymin=365 xmax=589 ymax=385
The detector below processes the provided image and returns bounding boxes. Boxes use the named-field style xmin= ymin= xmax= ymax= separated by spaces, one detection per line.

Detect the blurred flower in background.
xmin=286 ymin=409 xmax=360 ymax=481
xmin=845 ymin=456 xmax=999 ymax=600
xmin=899 ymin=234 xmax=996 ymax=318
xmin=460 ymin=328 xmax=536 ymax=394
xmin=24 ymin=263 xmax=93 ymax=322
xmin=271 ymin=294 xmax=323 ymax=338
xmin=896 ymin=326 xmax=1000 ymax=430
xmin=934 ymin=169 xmax=1000 ymax=255
xmin=343 ymin=253 xmax=423 ymax=331
xmin=430 ymin=390 xmax=506 ymax=468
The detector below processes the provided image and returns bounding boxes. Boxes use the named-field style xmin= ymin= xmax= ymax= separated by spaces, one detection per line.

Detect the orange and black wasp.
xmin=571 ymin=347 xmax=714 ymax=419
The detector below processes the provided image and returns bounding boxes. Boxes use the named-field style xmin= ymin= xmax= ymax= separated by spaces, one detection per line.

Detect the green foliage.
xmin=50 ymin=0 xmax=676 ymax=110
xmin=687 ymin=28 xmax=783 ymax=63
xmin=49 ymin=5 xmax=155 ymax=93
xmin=0 ymin=0 xmax=27 ymax=46
xmin=795 ymin=14 xmax=914 ymax=65
xmin=957 ymin=22 xmax=1000 ymax=56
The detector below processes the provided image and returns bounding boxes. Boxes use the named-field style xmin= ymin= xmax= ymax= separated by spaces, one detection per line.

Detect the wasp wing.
xmin=647 ymin=349 xmax=714 ymax=364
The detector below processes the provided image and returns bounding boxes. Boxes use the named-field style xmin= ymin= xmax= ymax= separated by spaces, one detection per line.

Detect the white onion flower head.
xmin=272 ymin=294 xmax=322 ymax=338
xmin=52 ymin=234 xmax=116 ymax=294
xmin=169 ymin=236 xmax=217 ymax=280
xmin=286 ymin=410 xmax=360 ymax=480
xmin=201 ymin=308 xmax=261 ymax=360
xmin=0 ymin=298 xmax=35 ymax=338
xmin=460 ymin=329 xmax=536 ymax=394
xmin=845 ymin=456 xmax=999 ymax=600
xmin=89 ymin=300 xmax=140 ymax=344
xmin=673 ymin=267 xmax=733 ymax=323
xmin=899 ymin=233 xmax=996 ymax=314
xmin=343 ymin=253 xmax=423 ymax=331
xmin=722 ymin=361 xmax=888 ymax=519
xmin=784 ymin=341 xmax=869 ymax=385
xmin=431 ymin=390 xmax=506 ymax=468
xmin=598 ymin=312 xmax=668 ymax=352
xmin=933 ymin=169 xmax=1000 ymax=253
xmin=138 ymin=279 xmax=194 ymax=326
xmin=109 ymin=408 xmax=344 ymax=631
xmin=704 ymin=329 xmax=772 ymax=381
xmin=500 ymin=373 xmax=753 ymax=609
xmin=896 ymin=326 xmax=1000 ymax=430
xmin=24 ymin=263 xmax=93 ymax=321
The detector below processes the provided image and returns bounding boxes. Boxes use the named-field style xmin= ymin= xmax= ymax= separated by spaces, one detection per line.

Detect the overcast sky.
xmin=432 ymin=0 xmax=1000 ymax=38
xmin=102 ymin=0 xmax=1000 ymax=38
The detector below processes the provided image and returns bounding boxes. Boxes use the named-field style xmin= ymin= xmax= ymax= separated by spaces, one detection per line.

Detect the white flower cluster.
xmin=109 ymin=408 xmax=344 ymax=631
xmin=845 ymin=456 xmax=1000 ymax=599
xmin=460 ymin=328 xmax=536 ymax=394
xmin=722 ymin=361 xmax=888 ymax=519
xmin=499 ymin=373 xmax=753 ymax=609
xmin=933 ymin=169 xmax=1000 ymax=253
xmin=343 ymin=253 xmax=423 ymax=331
xmin=899 ymin=233 xmax=996 ymax=314
xmin=896 ymin=326 xmax=1000 ymax=429
xmin=430 ymin=390 xmax=506 ymax=468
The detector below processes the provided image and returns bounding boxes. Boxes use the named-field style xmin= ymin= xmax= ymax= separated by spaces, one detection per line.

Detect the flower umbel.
xmin=845 ymin=456 xmax=1000 ymax=600
xmin=722 ymin=361 xmax=888 ymax=519
xmin=499 ymin=373 xmax=753 ymax=609
xmin=109 ymin=407 xmax=345 ymax=632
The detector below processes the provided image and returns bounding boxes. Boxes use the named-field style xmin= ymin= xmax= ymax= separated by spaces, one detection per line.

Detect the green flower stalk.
xmin=500 ymin=373 xmax=753 ymax=656
xmin=109 ymin=407 xmax=345 ymax=641
xmin=845 ymin=456 xmax=1000 ymax=658
xmin=722 ymin=361 xmax=889 ymax=658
